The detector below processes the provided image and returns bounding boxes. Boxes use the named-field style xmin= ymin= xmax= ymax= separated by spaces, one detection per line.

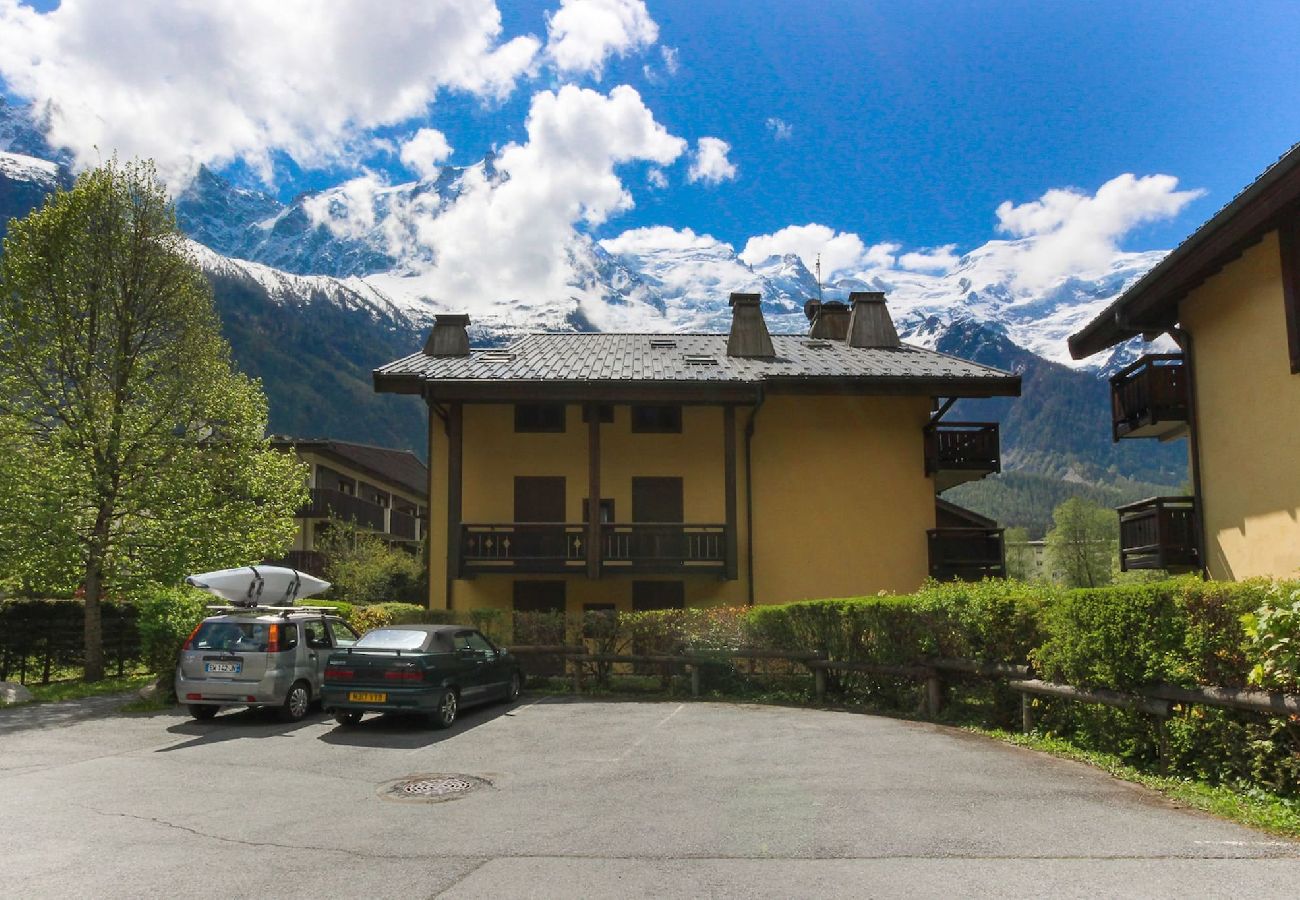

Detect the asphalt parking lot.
xmin=1 ymin=695 xmax=1297 ymax=899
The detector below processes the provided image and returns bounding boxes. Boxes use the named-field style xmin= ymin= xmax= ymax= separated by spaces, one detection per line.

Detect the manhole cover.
xmin=381 ymin=774 xmax=490 ymax=803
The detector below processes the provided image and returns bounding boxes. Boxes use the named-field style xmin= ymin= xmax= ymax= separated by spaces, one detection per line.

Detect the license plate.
xmin=205 ymin=662 xmax=241 ymax=674
xmin=348 ymin=691 xmax=387 ymax=703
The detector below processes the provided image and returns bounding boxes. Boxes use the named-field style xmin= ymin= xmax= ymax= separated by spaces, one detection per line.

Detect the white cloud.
xmin=646 ymin=167 xmax=668 ymax=189
xmin=661 ymin=46 xmax=680 ymax=75
xmin=765 ymin=117 xmax=793 ymax=141
xmin=739 ymin=223 xmax=896 ymax=278
xmin=995 ymin=173 xmax=1203 ymax=290
xmin=602 ymin=225 xmax=731 ymax=256
xmin=545 ymin=0 xmax=658 ymax=78
xmin=398 ymin=128 xmax=453 ymax=179
xmin=402 ymin=84 xmax=685 ymax=303
xmin=687 ymin=137 xmax=737 ymax=185
xmin=0 ymin=0 xmax=539 ymax=187
xmin=897 ymin=244 xmax=958 ymax=272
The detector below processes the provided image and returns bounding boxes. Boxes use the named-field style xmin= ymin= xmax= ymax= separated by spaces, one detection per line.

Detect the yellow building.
xmin=375 ymin=293 xmax=1019 ymax=613
xmin=1068 ymin=143 xmax=1300 ymax=580
xmin=269 ymin=439 xmax=428 ymax=575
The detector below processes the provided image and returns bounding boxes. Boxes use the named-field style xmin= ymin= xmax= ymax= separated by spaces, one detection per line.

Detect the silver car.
xmin=175 ymin=610 xmax=361 ymax=721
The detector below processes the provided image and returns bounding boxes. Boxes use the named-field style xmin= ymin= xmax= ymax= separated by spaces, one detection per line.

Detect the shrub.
xmin=317 ymin=520 xmax=425 ymax=604
xmin=1244 ymin=581 xmax=1300 ymax=691
xmin=135 ymin=585 xmax=208 ymax=681
xmin=349 ymin=601 xmax=426 ymax=633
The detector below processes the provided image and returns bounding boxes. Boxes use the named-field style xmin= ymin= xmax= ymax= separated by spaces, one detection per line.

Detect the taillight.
xmin=325 ymin=667 xmax=354 ymax=679
xmin=383 ymin=668 xmax=423 ymax=682
xmin=266 ymin=623 xmax=280 ymax=653
xmin=182 ymin=622 xmax=203 ymax=651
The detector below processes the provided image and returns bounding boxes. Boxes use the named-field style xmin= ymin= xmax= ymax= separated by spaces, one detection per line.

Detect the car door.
xmin=465 ymin=630 xmax=509 ymax=699
xmin=451 ymin=630 xmax=489 ymax=704
xmin=301 ymin=620 xmax=332 ymax=693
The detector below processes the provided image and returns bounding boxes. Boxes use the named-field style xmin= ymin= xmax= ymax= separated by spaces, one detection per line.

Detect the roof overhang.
xmin=1068 ymin=143 xmax=1300 ymax=360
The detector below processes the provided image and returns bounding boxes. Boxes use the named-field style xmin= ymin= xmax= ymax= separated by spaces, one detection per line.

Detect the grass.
xmin=119 ymin=692 xmax=175 ymax=714
xmin=19 ymin=672 xmax=155 ymax=705
xmin=968 ymin=726 xmax=1300 ymax=839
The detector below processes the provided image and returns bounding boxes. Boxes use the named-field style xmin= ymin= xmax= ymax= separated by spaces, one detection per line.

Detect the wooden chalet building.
xmin=269 ymin=439 xmax=428 ymax=575
xmin=1068 ymin=142 xmax=1300 ymax=580
xmin=374 ymin=292 xmax=1020 ymax=612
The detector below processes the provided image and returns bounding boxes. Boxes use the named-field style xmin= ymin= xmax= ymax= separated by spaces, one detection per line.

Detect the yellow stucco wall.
xmin=427 ymin=395 xmax=938 ymax=610
xmin=1179 ymin=231 xmax=1300 ymax=580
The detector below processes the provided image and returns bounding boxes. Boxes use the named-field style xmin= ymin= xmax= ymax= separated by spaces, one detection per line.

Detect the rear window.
xmin=192 ymin=621 xmax=273 ymax=653
xmin=355 ymin=629 xmax=428 ymax=650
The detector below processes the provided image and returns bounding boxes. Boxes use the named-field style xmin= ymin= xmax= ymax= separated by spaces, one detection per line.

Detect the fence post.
xmin=926 ymin=672 xmax=943 ymax=717
xmin=571 ymin=655 xmax=581 ymax=694
xmin=116 ymin=607 xmax=127 ymax=678
xmin=814 ymin=666 xmax=826 ymax=704
xmin=690 ymin=664 xmax=700 ymax=698
xmin=1021 ymin=693 xmax=1035 ymax=733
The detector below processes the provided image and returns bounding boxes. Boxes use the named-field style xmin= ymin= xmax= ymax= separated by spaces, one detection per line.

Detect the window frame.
xmin=630 ymin=405 xmax=682 ymax=434
xmin=514 ymin=403 xmax=567 ymax=433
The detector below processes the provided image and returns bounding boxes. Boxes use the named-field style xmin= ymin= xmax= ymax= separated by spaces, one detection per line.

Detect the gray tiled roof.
xmin=375 ymin=333 xmax=1016 ymax=386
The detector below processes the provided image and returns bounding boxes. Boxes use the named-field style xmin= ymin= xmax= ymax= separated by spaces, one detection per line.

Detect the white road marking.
xmin=615 ymin=703 xmax=685 ymax=762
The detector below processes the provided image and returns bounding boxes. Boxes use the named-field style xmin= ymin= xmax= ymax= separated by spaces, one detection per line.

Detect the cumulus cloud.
xmin=399 ymin=128 xmax=453 ymax=179
xmin=765 ymin=117 xmax=793 ymax=141
xmin=646 ymin=167 xmax=668 ymax=189
xmin=740 ymin=224 xmax=897 ymax=278
xmin=995 ymin=173 xmax=1203 ymax=289
xmin=403 ymin=84 xmax=685 ymax=303
xmin=897 ymin=245 xmax=959 ymax=272
xmin=601 ymin=225 xmax=732 ymax=256
xmin=687 ymin=137 xmax=737 ymax=185
xmin=0 ymin=0 xmax=539 ymax=187
xmin=545 ymin=0 xmax=658 ymax=78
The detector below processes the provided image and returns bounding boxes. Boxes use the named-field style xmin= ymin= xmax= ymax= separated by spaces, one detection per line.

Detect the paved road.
xmin=1 ymin=695 xmax=1296 ymax=898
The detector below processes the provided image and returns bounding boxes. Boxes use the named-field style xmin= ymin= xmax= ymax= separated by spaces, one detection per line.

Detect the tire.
xmin=279 ymin=681 xmax=311 ymax=723
xmin=188 ymin=704 xmax=219 ymax=721
xmin=333 ymin=710 xmax=362 ymax=727
xmin=431 ymin=688 xmax=458 ymax=729
xmin=505 ymin=670 xmax=522 ymax=702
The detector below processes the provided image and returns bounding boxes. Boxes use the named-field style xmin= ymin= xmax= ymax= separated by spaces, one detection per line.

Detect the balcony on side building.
xmin=924 ymin=422 xmax=1001 ymax=492
xmin=458 ymin=522 xmax=730 ymax=575
xmin=1110 ymin=354 xmax=1189 ymax=441
xmin=387 ymin=508 xmax=419 ymax=542
xmin=297 ymin=487 xmax=387 ymax=532
xmin=1117 ymin=496 xmax=1200 ymax=572
xmin=927 ymin=527 xmax=1006 ymax=581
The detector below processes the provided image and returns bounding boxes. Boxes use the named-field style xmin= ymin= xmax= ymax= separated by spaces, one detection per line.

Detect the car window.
xmin=463 ymin=632 xmax=494 ymax=654
xmin=328 ymin=620 xmax=360 ymax=647
xmin=302 ymin=621 xmax=330 ymax=648
xmin=355 ymin=629 xmax=428 ymax=650
xmin=280 ymin=622 xmax=299 ymax=651
xmin=192 ymin=621 xmax=271 ymax=652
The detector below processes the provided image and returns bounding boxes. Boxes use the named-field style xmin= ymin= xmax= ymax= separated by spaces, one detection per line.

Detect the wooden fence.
xmin=0 ymin=603 xmax=141 ymax=683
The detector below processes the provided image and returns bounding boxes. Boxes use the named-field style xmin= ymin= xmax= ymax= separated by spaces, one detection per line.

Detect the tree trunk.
xmin=82 ymin=513 xmax=111 ymax=682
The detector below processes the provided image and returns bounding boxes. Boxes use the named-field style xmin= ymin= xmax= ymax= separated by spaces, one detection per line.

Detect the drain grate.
xmin=382 ymin=774 xmax=490 ymax=803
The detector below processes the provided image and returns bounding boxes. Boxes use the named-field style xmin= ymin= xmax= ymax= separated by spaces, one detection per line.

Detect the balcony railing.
xmin=927 ymin=528 xmax=1006 ymax=581
xmin=459 ymin=522 xmax=729 ymax=574
xmin=387 ymin=508 xmax=418 ymax=541
xmin=924 ymin=422 xmax=1001 ymax=492
xmin=602 ymin=524 xmax=728 ymax=573
xmin=461 ymin=523 xmax=587 ymax=573
xmin=1118 ymin=496 xmax=1200 ymax=572
xmin=1110 ymin=354 xmax=1189 ymax=441
xmin=297 ymin=488 xmax=387 ymax=531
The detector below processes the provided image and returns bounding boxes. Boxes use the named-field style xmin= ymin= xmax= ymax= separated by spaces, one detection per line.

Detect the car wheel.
xmin=431 ymin=688 xmax=458 ymax=729
xmin=279 ymin=681 xmax=311 ymax=723
xmin=506 ymin=670 xmax=522 ymax=702
xmin=333 ymin=710 xmax=362 ymax=727
xmin=188 ymin=704 xmax=219 ymax=721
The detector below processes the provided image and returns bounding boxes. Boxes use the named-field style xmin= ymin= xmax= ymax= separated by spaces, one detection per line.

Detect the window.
xmin=581 ymin=404 xmax=615 ymax=423
xmin=631 ymin=405 xmax=682 ymax=433
xmin=455 ymin=631 xmax=495 ymax=654
xmin=328 ymin=620 xmax=360 ymax=647
xmin=582 ymin=498 xmax=616 ymax=523
xmin=514 ymin=403 xmax=566 ymax=433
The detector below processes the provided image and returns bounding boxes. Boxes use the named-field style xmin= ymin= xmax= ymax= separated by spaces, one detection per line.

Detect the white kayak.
xmin=184 ymin=565 xmax=331 ymax=607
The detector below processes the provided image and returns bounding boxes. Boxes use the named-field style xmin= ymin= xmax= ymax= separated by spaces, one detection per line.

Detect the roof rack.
xmin=204 ymin=605 xmax=339 ymax=618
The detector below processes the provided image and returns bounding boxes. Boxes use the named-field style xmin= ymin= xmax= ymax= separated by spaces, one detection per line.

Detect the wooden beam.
xmin=1279 ymin=213 xmax=1300 ymax=374
xmin=586 ymin=403 xmax=601 ymax=580
xmin=723 ymin=405 xmax=738 ymax=581
xmin=446 ymin=402 xmax=463 ymax=582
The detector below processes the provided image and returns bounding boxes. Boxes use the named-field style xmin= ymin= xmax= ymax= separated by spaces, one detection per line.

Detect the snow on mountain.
xmin=0 ymin=151 xmax=60 ymax=187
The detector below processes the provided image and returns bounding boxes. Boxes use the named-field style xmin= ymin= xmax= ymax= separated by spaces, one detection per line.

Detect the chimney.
xmin=726 ymin=293 xmax=775 ymax=358
xmin=423 ymin=314 xmax=470 ymax=356
xmin=846 ymin=292 xmax=900 ymax=349
xmin=809 ymin=300 xmax=851 ymax=341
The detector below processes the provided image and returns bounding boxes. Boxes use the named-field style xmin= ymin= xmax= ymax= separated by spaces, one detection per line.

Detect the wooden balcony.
xmin=1118 ymin=496 xmax=1200 ymax=572
xmin=924 ymin=422 xmax=1001 ymax=492
xmin=1110 ymin=354 xmax=1189 ymax=441
xmin=601 ymin=524 xmax=728 ymax=574
xmin=927 ymin=528 xmax=1006 ymax=581
xmin=387 ymin=508 xmax=418 ymax=541
xmin=297 ymin=488 xmax=387 ymax=531
xmin=459 ymin=522 xmax=729 ymax=575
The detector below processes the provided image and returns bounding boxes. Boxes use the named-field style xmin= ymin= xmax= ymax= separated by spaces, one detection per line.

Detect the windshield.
xmin=355 ymin=629 xmax=428 ymax=650
xmin=192 ymin=621 xmax=272 ymax=652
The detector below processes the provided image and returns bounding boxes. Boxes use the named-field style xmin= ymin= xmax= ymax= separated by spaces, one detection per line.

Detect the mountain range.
xmin=0 ymin=99 xmax=1187 ymax=535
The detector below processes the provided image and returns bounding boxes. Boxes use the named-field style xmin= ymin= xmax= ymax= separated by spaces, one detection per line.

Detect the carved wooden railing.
xmin=1117 ymin=496 xmax=1199 ymax=572
xmin=1110 ymin=354 xmax=1189 ymax=441
xmin=927 ymin=527 xmax=1006 ymax=581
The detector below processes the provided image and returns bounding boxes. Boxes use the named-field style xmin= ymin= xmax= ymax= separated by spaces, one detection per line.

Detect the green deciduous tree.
xmin=1045 ymin=497 xmax=1118 ymax=589
xmin=317 ymin=520 xmax=425 ymax=605
xmin=0 ymin=159 xmax=307 ymax=680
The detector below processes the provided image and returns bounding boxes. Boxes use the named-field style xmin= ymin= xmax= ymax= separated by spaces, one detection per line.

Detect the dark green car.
xmin=321 ymin=624 xmax=522 ymax=728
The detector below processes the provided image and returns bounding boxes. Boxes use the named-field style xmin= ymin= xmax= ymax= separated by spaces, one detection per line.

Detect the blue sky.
xmin=2 ymin=0 xmax=1298 ymax=291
